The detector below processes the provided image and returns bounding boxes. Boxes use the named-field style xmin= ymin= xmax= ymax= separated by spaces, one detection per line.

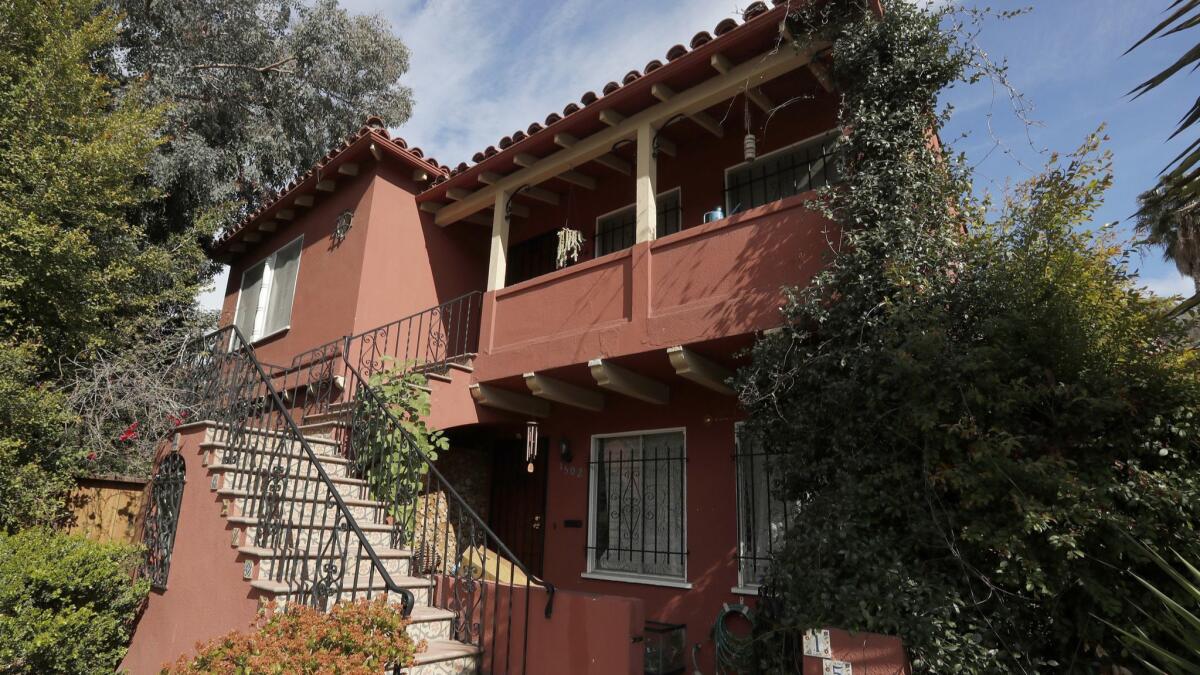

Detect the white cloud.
xmin=343 ymin=0 xmax=745 ymax=165
xmin=198 ymin=266 xmax=229 ymax=311
xmin=1139 ymin=269 xmax=1195 ymax=299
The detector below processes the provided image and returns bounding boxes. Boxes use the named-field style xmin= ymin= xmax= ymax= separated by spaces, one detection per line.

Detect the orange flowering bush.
xmin=164 ymin=597 xmax=424 ymax=674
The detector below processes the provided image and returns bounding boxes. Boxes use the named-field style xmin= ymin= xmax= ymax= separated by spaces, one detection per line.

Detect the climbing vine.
xmin=741 ymin=1 xmax=1200 ymax=672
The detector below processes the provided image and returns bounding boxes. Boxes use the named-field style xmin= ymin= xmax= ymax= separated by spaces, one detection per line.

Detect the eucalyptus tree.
xmin=112 ymin=0 xmax=415 ymax=239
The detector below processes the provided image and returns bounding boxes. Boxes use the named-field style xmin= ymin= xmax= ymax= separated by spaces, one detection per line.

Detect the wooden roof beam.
xmin=651 ymin=84 xmax=724 ymax=137
xmin=524 ymin=373 xmax=605 ymax=411
xmin=447 ymin=187 xmax=473 ymax=201
xmin=419 ymin=202 xmax=444 ymax=213
xmin=316 ymin=179 xmax=336 ymax=192
xmin=711 ymin=53 xmax=774 ymax=112
xmin=470 ymin=383 xmax=550 ymax=418
xmin=588 ymin=358 xmax=669 ymax=405
xmin=518 ymin=185 xmax=560 ymax=205
xmin=258 ymin=220 xmax=278 ymax=232
xmin=434 ymin=44 xmax=825 ymax=225
xmin=667 ymin=346 xmax=735 ymax=395
xmin=276 ymin=209 xmax=295 ymax=221
xmin=337 ymin=162 xmax=359 ymax=176
xmin=554 ymin=133 xmax=632 ymax=175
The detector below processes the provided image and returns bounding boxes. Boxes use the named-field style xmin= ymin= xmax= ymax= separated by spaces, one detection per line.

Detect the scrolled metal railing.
xmin=163 ymin=325 xmax=417 ymax=615
xmin=339 ymin=357 xmax=555 ymax=674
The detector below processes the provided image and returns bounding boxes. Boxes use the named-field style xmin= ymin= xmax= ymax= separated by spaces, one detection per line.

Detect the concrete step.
xmin=405 ymin=606 xmax=456 ymax=643
xmin=204 ymin=445 xmax=355 ymax=478
xmin=218 ymin=487 xmax=386 ymax=522
xmin=208 ymin=462 xmax=368 ymax=496
xmin=405 ymin=640 xmax=481 ymax=675
xmin=239 ymin=545 xmax=412 ymax=581
xmin=228 ymin=515 xmax=397 ymax=550
xmin=251 ymin=575 xmax=434 ymax=610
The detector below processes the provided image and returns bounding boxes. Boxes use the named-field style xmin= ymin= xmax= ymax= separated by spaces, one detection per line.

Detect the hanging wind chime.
xmin=525 ymin=420 xmax=539 ymax=473
xmin=743 ymin=89 xmax=757 ymax=162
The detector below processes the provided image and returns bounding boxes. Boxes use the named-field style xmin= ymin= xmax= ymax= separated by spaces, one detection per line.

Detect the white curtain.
xmin=264 ymin=238 xmax=301 ymax=335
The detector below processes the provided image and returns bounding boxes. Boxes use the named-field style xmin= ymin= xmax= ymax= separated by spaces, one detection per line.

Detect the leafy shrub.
xmin=743 ymin=1 xmax=1200 ymax=671
xmin=0 ymin=528 xmax=149 ymax=673
xmin=165 ymin=598 xmax=423 ymax=674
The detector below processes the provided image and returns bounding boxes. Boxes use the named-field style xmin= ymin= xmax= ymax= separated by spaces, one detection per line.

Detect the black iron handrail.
xmin=168 ymin=325 xmax=417 ymax=615
xmin=339 ymin=355 xmax=555 ymax=674
xmin=344 ymin=290 xmax=481 ymax=385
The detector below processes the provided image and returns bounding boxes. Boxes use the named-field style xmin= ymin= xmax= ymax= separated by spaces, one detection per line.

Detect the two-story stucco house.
xmin=122 ymin=2 xmax=909 ymax=673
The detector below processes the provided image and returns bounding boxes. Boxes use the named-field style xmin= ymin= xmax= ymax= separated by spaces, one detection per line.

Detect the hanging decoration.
xmin=743 ymin=92 xmax=757 ymax=162
xmin=525 ymin=420 xmax=539 ymax=473
xmin=556 ymin=227 xmax=584 ymax=268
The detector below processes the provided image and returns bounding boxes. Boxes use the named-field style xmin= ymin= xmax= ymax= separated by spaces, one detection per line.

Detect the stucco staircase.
xmin=200 ymin=420 xmax=480 ymax=675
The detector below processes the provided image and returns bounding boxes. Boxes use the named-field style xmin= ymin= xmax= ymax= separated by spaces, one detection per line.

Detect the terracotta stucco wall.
xmin=122 ymin=426 xmax=263 ymax=674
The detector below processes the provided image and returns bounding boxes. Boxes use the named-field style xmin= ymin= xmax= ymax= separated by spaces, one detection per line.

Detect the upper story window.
xmin=588 ymin=429 xmax=687 ymax=584
xmin=724 ymin=131 xmax=840 ymax=214
xmin=734 ymin=425 xmax=799 ymax=590
xmin=233 ymin=236 xmax=302 ymax=344
xmin=594 ymin=189 xmax=682 ymax=257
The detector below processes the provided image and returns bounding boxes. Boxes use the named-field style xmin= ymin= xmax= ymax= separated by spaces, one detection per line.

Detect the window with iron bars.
xmin=594 ymin=189 xmax=682 ymax=257
xmin=724 ymin=131 xmax=841 ymax=215
xmin=734 ymin=425 xmax=799 ymax=590
xmin=589 ymin=430 xmax=686 ymax=581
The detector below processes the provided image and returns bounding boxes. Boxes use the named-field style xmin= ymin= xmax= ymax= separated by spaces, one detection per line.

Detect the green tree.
xmin=0 ymin=0 xmax=207 ymax=527
xmin=743 ymin=2 xmax=1200 ymax=672
xmin=1129 ymin=2 xmax=1200 ymax=293
xmin=111 ymin=0 xmax=415 ymax=236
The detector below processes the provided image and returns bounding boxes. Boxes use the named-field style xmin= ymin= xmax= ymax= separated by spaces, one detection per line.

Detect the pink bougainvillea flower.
xmin=86 ymin=452 xmax=97 ymax=462
xmin=118 ymin=421 xmax=139 ymax=442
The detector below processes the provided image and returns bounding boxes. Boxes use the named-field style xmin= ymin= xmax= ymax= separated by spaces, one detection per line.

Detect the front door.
xmin=488 ymin=439 xmax=548 ymax=577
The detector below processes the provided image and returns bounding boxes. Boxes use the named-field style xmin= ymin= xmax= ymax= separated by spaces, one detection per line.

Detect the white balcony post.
xmin=486 ymin=190 xmax=511 ymax=291
xmin=635 ymin=123 xmax=657 ymax=243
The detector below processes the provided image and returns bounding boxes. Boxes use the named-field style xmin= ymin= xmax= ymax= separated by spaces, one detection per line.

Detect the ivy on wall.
xmin=741 ymin=1 xmax=1200 ymax=672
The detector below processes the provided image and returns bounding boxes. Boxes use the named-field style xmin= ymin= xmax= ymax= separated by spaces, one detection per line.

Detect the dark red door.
xmin=488 ymin=439 xmax=548 ymax=577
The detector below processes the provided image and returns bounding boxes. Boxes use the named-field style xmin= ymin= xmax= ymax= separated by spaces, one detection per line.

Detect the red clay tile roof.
xmin=424 ymin=0 xmax=788 ymax=191
xmin=212 ymin=116 xmax=448 ymax=252
xmin=215 ymin=0 xmax=795 ymax=253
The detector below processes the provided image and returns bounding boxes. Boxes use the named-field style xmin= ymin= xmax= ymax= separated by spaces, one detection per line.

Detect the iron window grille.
xmin=142 ymin=449 xmax=186 ymax=590
xmin=734 ymin=425 xmax=799 ymax=589
xmin=724 ymin=131 xmax=841 ymax=215
xmin=588 ymin=430 xmax=686 ymax=580
xmin=594 ymin=189 xmax=683 ymax=257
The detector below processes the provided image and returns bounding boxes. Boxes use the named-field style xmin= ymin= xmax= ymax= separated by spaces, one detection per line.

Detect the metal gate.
xmin=142 ymin=448 xmax=186 ymax=590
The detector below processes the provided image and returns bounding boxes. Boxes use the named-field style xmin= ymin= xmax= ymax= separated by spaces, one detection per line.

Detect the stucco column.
xmin=486 ymin=190 xmax=511 ymax=291
xmin=635 ymin=123 xmax=657 ymax=243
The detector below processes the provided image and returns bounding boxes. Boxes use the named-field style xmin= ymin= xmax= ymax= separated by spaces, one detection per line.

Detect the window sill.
xmin=245 ymin=325 xmax=290 ymax=346
xmin=731 ymin=585 xmax=762 ymax=596
xmin=581 ymin=571 xmax=692 ymax=590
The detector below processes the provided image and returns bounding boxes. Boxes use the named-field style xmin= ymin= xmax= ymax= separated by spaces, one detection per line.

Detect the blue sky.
xmin=197 ymin=0 xmax=1200 ymax=309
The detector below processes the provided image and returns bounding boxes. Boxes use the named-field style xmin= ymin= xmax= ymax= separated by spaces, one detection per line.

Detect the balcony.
xmin=473 ymin=192 xmax=836 ymax=381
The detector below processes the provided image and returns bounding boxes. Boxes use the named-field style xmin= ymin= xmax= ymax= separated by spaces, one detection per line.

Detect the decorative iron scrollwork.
xmin=142 ymin=449 xmax=186 ymax=590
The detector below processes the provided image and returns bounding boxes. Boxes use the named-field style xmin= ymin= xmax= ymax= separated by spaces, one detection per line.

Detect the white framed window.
xmin=232 ymin=235 xmax=302 ymax=345
xmin=586 ymin=429 xmax=687 ymax=586
xmin=593 ymin=188 xmax=683 ymax=257
xmin=733 ymin=423 xmax=799 ymax=592
xmin=724 ymin=129 xmax=841 ymax=215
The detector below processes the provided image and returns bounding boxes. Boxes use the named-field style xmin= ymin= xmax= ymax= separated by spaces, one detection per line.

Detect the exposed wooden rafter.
xmin=524 ymin=373 xmax=605 ymax=411
xmin=588 ymin=359 xmax=669 ymax=405
xmin=413 ymin=168 xmax=430 ymax=182
xmin=666 ymin=346 xmax=735 ymax=395
xmin=276 ymin=209 xmax=295 ymax=221
xmin=258 ymin=220 xmax=278 ymax=232
xmin=369 ymin=143 xmax=383 ymax=161
xmin=316 ymin=179 xmax=336 ymax=192
xmin=650 ymin=84 xmax=724 ymax=137
xmin=294 ymin=194 xmax=314 ymax=207
xmin=434 ymin=44 xmax=826 ymax=226
xmin=558 ymin=169 xmax=597 ymax=190
xmin=419 ymin=202 xmax=444 ymax=213
xmin=470 ymin=383 xmax=550 ymax=418
xmin=517 ymin=185 xmax=560 ymax=205
xmin=554 ymin=133 xmax=632 ymax=176
xmin=447 ymin=187 xmax=473 ymax=201
xmin=479 ymin=171 xmax=504 ymax=185
xmin=337 ymin=162 xmax=359 ymax=176
xmin=242 ymin=231 xmax=262 ymax=243
xmin=710 ymin=53 xmax=774 ymax=112
xmin=599 ymin=109 xmax=626 ymax=127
